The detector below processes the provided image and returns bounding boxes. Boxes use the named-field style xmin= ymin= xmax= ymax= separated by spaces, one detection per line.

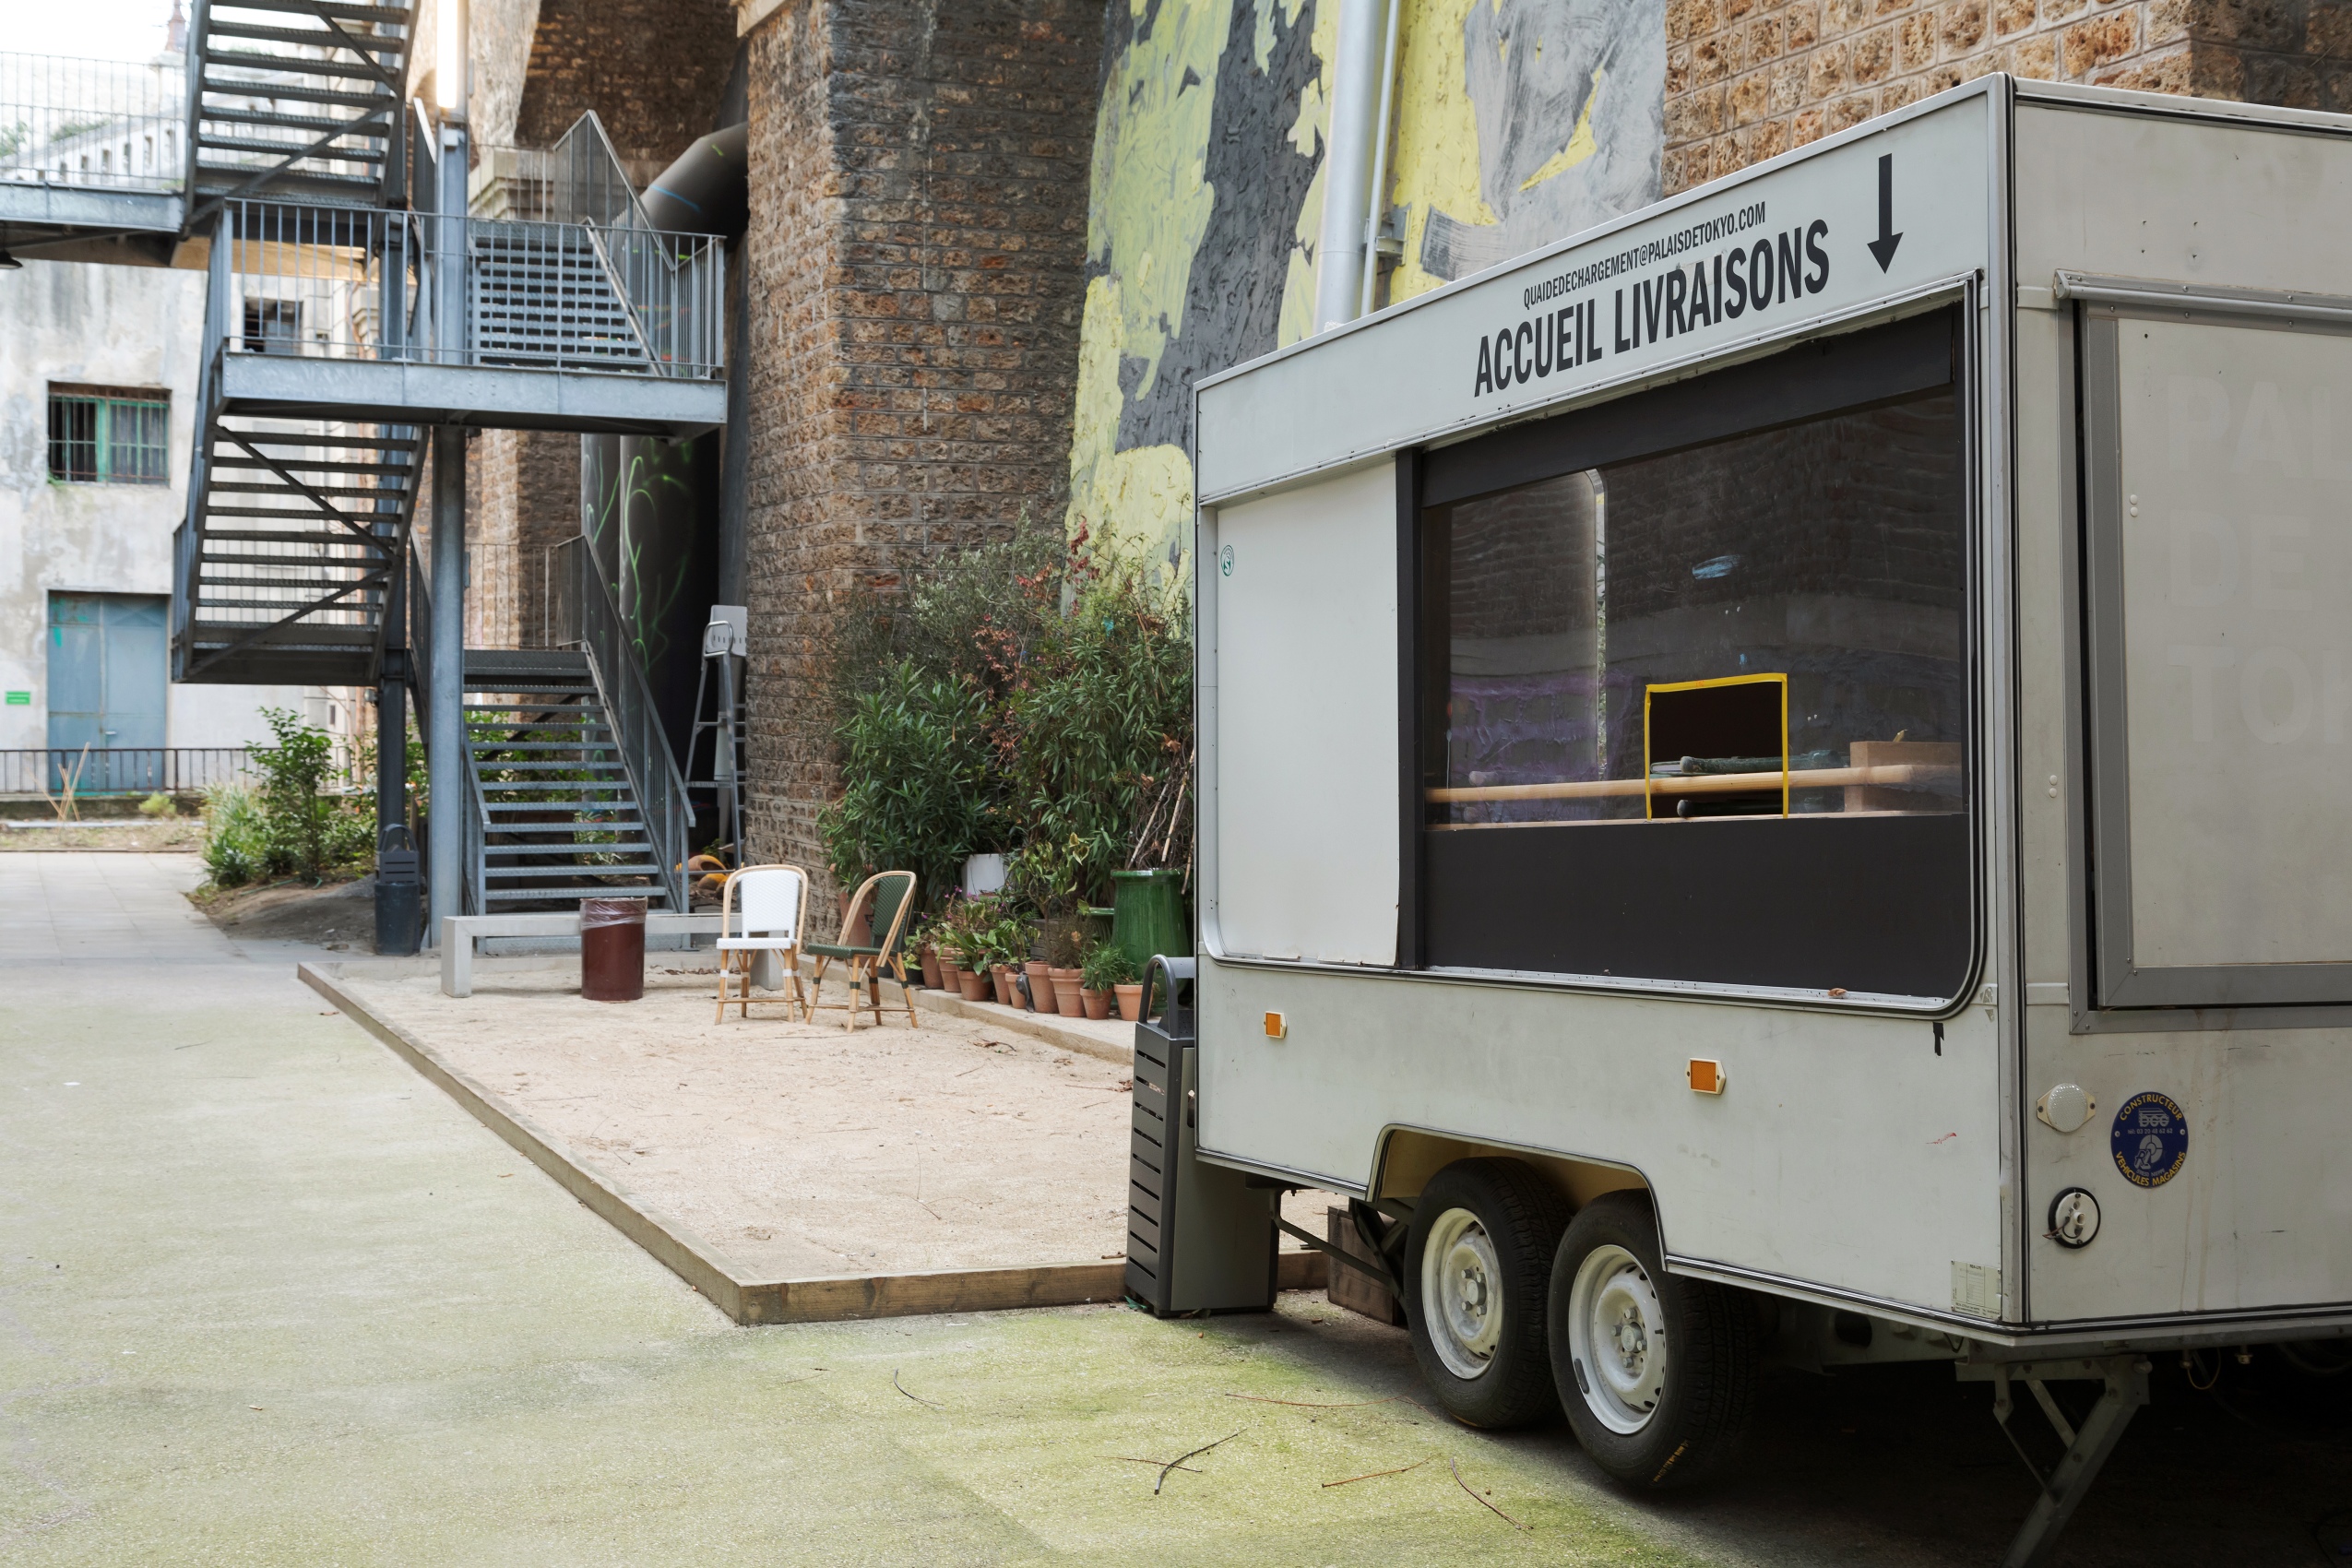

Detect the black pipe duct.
xmin=643 ymin=123 xmax=748 ymax=241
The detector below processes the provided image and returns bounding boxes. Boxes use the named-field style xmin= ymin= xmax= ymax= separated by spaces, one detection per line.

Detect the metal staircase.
xmin=460 ymin=650 xmax=673 ymax=910
xmin=171 ymin=140 xmax=724 ymax=689
xmin=185 ymin=0 xmax=413 ymax=213
xmin=178 ymin=415 xmax=421 ymax=683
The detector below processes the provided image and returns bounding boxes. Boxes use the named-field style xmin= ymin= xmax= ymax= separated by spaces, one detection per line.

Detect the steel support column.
xmin=427 ymin=425 xmax=467 ymax=937
xmin=425 ymin=113 xmax=471 ymax=942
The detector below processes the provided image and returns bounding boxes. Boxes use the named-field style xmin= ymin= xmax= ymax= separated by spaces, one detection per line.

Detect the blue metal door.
xmin=47 ymin=594 xmax=168 ymax=792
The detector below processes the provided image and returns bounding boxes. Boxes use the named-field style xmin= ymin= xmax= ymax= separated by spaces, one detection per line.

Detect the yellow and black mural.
xmin=1067 ymin=0 xmax=1667 ymax=560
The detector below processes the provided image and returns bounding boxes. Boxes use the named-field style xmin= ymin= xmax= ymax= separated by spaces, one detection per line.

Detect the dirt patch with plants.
xmin=191 ymin=873 xmax=375 ymax=947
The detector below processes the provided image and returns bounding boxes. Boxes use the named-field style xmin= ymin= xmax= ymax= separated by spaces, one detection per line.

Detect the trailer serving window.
xmin=1414 ymin=309 xmax=1972 ymax=1000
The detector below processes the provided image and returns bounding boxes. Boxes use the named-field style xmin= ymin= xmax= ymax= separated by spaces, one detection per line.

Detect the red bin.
xmin=580 ymin=897 xmax=647 ymax=1002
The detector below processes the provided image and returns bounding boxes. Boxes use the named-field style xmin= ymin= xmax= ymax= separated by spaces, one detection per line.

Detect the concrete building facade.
xmin=0 ymin=261 xmax=323 ymax=788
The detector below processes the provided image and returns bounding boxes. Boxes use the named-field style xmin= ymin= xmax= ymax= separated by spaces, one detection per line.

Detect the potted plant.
xmin=987 ymin=917 xmax=1030 ymax=1009
xmin=1079 ymin=941 xmax=1132 ymax=1022
xmin=942 ymin=906 xmax=992 ymax=1002
xmin=1023 ymin=950 xmax=1056 ymax=1016
xmin=954 ymin=940 xmax=990 ymax=1003
xmin=1046 ymin=923 xmax=1087 ymax=1018
xmin=916 ymin=922 xmax=944 ymax=991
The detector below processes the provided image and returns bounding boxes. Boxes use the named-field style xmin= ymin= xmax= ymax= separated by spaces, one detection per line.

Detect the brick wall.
xmin=738 ymin=0 xmax=1100 ymax=918
xmin=515 ymin=0 xmax=740 ymax=164
xmin=1663 ymin=0 xmax=2352 ymax=196
xmin=469 ymin=429 xmax=580 ymax=648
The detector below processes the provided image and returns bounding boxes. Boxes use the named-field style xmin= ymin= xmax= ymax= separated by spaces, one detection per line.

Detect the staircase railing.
xmin=551 ymin=534 xmax=691 ymax=909
xmin=550 ymin=113 xmax=723 ymax=379
xmin=548 ymin=112 xmax=653 ymax=237
xmin=0 ymin=51 xmax=187 ymax=192
xmin=206 ymin=197 xmax=723 ymax=376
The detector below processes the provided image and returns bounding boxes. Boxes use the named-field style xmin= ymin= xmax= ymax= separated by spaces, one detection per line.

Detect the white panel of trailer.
xmin=1208 ymin=463 xmax=1400 ymax=968
xmin=1194 ymin=964 xmax=2006 ymax=1321
xmin=1194 ymin=95 xmax=1990 ymax=505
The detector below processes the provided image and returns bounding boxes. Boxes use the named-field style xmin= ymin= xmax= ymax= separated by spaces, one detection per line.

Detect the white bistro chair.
xmin=714 ymin=863 xmax=810 ymax=1021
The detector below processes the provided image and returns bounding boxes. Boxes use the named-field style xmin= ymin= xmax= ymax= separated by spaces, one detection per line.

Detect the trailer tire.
xmin=1549 ymin=1191 xmax=1757 ymax=1489
xmin=1404 ymin=1158 xmax=1570 ymax=1430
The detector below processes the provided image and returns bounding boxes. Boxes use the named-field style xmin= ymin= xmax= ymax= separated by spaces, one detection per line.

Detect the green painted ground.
xmin=0 ymin=856 xmax=1708 ymax=1567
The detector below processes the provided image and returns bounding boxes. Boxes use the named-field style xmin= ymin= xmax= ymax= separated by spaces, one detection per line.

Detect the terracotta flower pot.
xmin=919 ymin=944 xmax=943 ymax=991
xmin=1024 ymin=960 xmax=1055 ymax=1015
xmin=1080 ymin=986 xmax=1111 ymax=1021
xmin=1051 ymin=968 xmax=1086 ymax=1017
xmin=1113 ymin=981 xmax=1145 ymax=1023
xmin=991 ymin=964 xmax=1017 ymax=1009
xmin=956 ymin=968 xmax=988 ymax=1003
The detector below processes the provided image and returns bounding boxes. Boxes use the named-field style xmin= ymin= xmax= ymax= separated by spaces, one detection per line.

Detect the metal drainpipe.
xmin=1312 ymin=0 xmax=1392 ymax=333
xmin=1356 ymin=0 xmax=1403 ymax=321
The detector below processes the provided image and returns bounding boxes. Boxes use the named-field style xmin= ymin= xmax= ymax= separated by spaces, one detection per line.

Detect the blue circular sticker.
xmin=2110 ymin=1091 xmax=2189 ymax=1189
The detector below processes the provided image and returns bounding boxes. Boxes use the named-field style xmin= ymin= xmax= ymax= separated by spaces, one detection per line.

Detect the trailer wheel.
xmin=1550 ymin=1190 xmax=1757 ymax=1488
xmin=1404 ymin=1159 xmax=1570 ymax=1429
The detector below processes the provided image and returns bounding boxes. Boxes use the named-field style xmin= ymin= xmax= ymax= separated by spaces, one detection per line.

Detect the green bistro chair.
xmin=804 ymin=870 xmax=919 ymax=1030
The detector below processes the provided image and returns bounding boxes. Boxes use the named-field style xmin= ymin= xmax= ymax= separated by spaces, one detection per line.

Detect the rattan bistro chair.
xmin=713 ymin=864 xmax=811 ymax=1022
xmin=804 ymin=870 xmax=919 ymax=1030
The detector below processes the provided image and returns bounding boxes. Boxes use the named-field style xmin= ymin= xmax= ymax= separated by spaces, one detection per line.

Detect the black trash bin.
xmin=1123 ymin=956 xmax=1277 ymax=1316
xmin=374 ymin=826 xmax=422 ymax=956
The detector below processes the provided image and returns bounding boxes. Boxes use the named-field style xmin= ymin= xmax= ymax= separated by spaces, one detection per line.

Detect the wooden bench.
xmin=440 ymin=911 xmax=725 ymax=997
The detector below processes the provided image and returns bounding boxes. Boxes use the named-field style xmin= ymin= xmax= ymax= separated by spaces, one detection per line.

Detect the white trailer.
xmin=1183 ymin=75 xmax=2352 ymax=1565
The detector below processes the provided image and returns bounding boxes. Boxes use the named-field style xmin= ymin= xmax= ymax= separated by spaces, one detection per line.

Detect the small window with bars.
xmin=46 ymin=386 xmax=170 ymax=486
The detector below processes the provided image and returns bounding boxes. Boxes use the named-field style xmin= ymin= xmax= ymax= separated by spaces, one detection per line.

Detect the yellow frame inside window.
xmin=1643 ymin=672 xmax=1789 ymax=820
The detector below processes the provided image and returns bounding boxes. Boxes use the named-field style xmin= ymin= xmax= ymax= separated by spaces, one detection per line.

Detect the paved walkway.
xmin=1 ymin=855 xmax=2338 ymax=1565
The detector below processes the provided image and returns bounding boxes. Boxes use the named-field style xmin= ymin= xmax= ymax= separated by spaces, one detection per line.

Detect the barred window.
xmin=47 ymin=386 xmax=170 ymax=486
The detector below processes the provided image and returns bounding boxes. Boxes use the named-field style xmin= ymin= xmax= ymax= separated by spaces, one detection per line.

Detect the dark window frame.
xmin=1398 ymin=304 xmax=1984 ymax=1005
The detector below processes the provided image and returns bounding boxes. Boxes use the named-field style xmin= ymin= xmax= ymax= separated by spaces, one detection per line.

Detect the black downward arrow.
xmin=1867 ymin=152 xmax=1903 ymax=271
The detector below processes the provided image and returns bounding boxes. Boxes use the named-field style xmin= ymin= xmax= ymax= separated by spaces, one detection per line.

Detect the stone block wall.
xmin=1662 ymin=0 xmax=2352 ymax=196
xmin=513 ymin=0 xmax=740 ymax=164
xmin=736 ymin=0 xmax=1101 ymax=919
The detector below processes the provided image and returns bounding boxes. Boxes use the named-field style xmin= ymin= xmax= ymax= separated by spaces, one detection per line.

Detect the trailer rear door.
xmin=2081 ymin=303 xmax=2352 ymax=1009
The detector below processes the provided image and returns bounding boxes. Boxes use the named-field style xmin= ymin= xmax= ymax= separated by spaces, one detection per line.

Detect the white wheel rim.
xmin=1420 ymin=1206 xmax=1504 ymax=1380
xmin=1567 ymin=1242 xmax=1667 ymax=1434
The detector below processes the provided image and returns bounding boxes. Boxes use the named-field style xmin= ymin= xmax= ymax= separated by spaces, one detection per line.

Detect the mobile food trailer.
xmin=1164 ymin=75 xmax=2352 ymax=1565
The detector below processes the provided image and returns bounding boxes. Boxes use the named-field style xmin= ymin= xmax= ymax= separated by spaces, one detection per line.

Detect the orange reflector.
xmin=1688 ymin=1058 xmax=1726 ymax=1095
xmin=1264 ymin=1011 xmax=1288 ymax=1039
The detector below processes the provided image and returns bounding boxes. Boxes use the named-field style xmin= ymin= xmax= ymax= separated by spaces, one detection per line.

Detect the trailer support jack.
xmin=1955 ymin=1355 xmax=2150 ymax=1568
